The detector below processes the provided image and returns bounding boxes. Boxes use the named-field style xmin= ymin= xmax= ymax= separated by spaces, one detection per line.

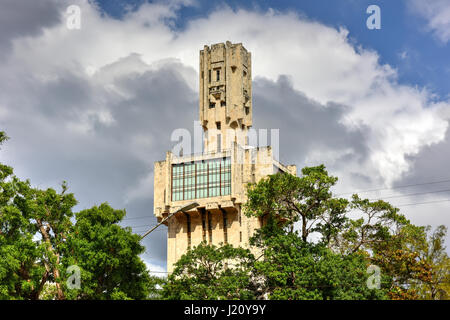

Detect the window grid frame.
xmin=171 ymin=157 xmax=231 ymax=201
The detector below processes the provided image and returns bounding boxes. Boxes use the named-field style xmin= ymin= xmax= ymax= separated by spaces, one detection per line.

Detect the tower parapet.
xmin=199 ymin=42 xmax=252 ymax=152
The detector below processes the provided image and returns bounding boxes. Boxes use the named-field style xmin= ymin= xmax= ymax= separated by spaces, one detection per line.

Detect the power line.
xmin=332 ymin=179 xmax=450 ymax=208
xmin=122 ymin=216 xmax=155 ymax=221
xmin=336 ymin=178 xmax=450 ymax=196
xmin=134 ymin=228 xmax=166 ymax=232
xmin=120 ymin=223 xmax=158 ymax=228
xmin=128 ymin=225 xmax=166 ymax=230
xmin=395 ymin=199 xmax=450 ymax=207
xmin=368 ymin=188 xmax=450 ymax=201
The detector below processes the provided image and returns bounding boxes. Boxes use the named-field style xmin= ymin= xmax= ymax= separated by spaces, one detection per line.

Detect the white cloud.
xmin=143 ymin=260 xmax=167 ymax=278
xmin=7 ymin=1 xmax=448 ymax=188
xmin=410 ymin=0 xmax=450 ymax=44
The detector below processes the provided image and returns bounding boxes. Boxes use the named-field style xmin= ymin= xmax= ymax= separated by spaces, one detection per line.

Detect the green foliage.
xmin=0 ymin=132 xmax=151 ymax=299
xmin=147 ymin=275 xmax=167 ymax=300
xmin=162 ymin=242 xmax=256 ymax=300
xmin=255 ymin=232 xmax=388 ymax=300
xmin=245 ymin=165 xmax=344 ymax=242
xmin=407 ymin=225 xmax=450 ymax=300
xmin=0 ymin=131 xmax=8 ymax=145
xmin=244 ymin=167 xmax=446 ymax=300
xmin=61 ymin=203 xmax=151 ymax=300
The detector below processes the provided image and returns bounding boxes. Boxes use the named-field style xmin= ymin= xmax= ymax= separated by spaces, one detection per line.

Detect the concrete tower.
xmin=199 ymin=41 xmax=252 ymax=152
xmin=153 ymin=42 xmax=296 ymax=273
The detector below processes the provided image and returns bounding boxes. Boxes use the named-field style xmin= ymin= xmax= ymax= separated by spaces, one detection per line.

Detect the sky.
xmin=0 ymin=0 xmax=449 ymax=275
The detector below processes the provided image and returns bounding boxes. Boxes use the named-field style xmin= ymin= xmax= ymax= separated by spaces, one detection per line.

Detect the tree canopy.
xmin=0 ymin=131 xmax=151 ymax=300
xmin=162 ymin=242 xmax=256 ymax=300
xmin=244 ymin=166 xmax=448 ymax=299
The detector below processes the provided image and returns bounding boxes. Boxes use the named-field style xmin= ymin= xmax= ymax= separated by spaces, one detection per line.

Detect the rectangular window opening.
xmin=171 ymin=157 xmax=231 ymax=201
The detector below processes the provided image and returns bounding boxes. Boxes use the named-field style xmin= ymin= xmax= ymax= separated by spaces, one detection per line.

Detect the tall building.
xmin=153 ymin=41 xmax=296 ymax=272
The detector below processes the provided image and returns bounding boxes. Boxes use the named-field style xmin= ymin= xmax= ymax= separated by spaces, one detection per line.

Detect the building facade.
xmin=153 ymin=42 xmax=296 ymax=272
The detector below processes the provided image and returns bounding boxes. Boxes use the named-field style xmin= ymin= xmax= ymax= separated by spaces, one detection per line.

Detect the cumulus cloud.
xmin=1 ymin=0 xmax=449 ymax=266
xmin=252 ymin=75 xmax=371 ymax=186
xmin=9 ymin=0 xmax=448 ymax=185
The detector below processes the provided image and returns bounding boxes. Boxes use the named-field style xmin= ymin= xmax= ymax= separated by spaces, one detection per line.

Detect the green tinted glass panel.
xmin=171 ymin=157 xmax=231 ymax=201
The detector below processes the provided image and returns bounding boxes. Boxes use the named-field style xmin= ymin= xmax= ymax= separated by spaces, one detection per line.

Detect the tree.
xmin=245 ymin=167 xmax=443 ymax=300
xmin=245 ymin=165 xmax=342 ymax=241
xmin=0 ymin=131 xmax=70 ymax=299
xmin=245 ymin=168 xmax=387 ymax=299
xmin=162 ymin=242 xmax=256 ymax=300
xmin=407 ymin=225 xmax=450 ymax=300
xmin=0 ymin=132 xmax=151 ymax=299
xmin=339 ymin=196 xmax=434 ymax=299
xmin=61 ymin=203 xmax=151 ymax=300
xmin=424 ymin=226 xmax=450 ymax=300
xmin=253 ymin=231 xmax=388 ymax=300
